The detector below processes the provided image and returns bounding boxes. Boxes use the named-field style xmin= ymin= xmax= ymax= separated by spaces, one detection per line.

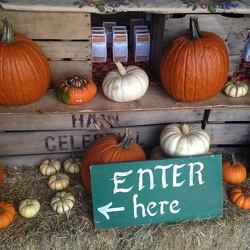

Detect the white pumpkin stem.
xmin=181 ymin=124 xmax=190 ymax=135
xmin=115 ymin=62 xmax=127 ymax=76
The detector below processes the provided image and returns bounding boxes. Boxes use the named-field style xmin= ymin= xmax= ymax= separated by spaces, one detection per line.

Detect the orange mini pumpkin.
xmin=160 ymin=17 xmax=229 ymax=102
xmin=0 ymin=201 xmax=16 ymax=229
xmin=222 ymin=149 xmax=247 ymax=185
xmin=55 ymin=74 xmax=97 ymax=105
xmin=81 ymin=128 xmax=146 ymax=194
xmin=0 ymin=17 xmax=50 ymax=105
xmin=230 ymin=187 xmax=250 ymax=210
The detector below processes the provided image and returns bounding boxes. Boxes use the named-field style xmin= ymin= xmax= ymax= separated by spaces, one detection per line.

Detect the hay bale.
xmin=1 ymin=153 xmax=250 ymax=250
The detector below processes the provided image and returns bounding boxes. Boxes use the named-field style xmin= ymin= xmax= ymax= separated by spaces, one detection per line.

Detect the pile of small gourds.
xmin=0 ymin=157 xmax=81 ymax=229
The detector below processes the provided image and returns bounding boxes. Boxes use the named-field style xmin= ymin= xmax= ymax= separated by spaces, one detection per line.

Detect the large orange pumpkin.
xmin=0 ymin=17 xmax=50 ymax=105
xmin=81 ymin=128 xmax=146 ymax=194
xmin=160 ymin=17 xmax=229 ymax=102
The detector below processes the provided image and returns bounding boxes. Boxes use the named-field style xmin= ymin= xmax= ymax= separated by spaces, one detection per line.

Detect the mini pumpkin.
xmin=0 ymin=17 xmax=50 ymax=105
xmin=102 ymin=62 xmax=149 ymax=102
xmin=230 ymin=187 xmax=250 ymax=210
xmin=160 ymin=123 xmax=210 ymax=157
xmin=18 ymin=199 xmax=40 ymax=218
xmin=63 ymin=157 xmax=81 ymax=174
xmin=81 ymin=128 xmax=146 ymax=194
xmin=51 ymin=191 xmax=75 ymax=214
xmin=55 ymin=74 xmax=97 ymax=105
xmin=48 ymin=173 xmax=70 ymax=191
xmin=0 ymin=162 xmax=3 ymax=187
xmin=223 ymin=78 xmax=248 ymax=98
xmin=0 ymin=201 xmax=15 ymax=229
xmin=222 ymin=148 xmax=247 ymax=185
xmin=40 ymin=158 xmax=61 ymax=176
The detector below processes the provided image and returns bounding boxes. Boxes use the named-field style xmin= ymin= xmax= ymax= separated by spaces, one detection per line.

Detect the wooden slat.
xmin=205 ymin=123 xmax=250 ymax=145
xmin=209 ymin=108 xmax=250 ymax=122
xmin=0 ymin=10 xmax=91 ymax=40
xmin=0 ymin=125 xmax=166 ymax=156
xmin=0 ymin=84 xmax=250 ymax=116
xmin=37 ymin=41 xmax=91 ymax=60
xmin=49 ymin=60 xmax=92 ymax=83
xmin=0 ymin=109 xmax=204 ymax=131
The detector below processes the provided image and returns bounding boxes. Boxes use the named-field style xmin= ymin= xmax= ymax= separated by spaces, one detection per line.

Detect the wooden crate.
xmin=0 ymin=10 xmax=250 ymax=165
xmin=0 ymin=10 xmax=92 ymax=83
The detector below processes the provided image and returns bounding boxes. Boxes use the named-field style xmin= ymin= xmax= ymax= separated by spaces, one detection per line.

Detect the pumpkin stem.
xmin=118 ymin=128 xmax=133 ymax=149
xmin=181 ymin=124 xmax=190 ymax=135
xmin=1 ymin=16 xmax=16 ymax=44
xmin=188 ymin=17 xmax=204 ymax=40
xmin=225 ymin=147 xmax=236 ymax=167
xmin=115 ymin=62 xmax=127 ymax=76
xmin=66 ymin=75 xmax=89 ymax=87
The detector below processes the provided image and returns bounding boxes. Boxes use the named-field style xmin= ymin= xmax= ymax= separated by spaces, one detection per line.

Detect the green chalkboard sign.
xmin=91 ymin=154 xmax=223 ymax=230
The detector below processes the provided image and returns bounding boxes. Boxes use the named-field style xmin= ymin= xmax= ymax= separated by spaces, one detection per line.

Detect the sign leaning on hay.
xmin=91 ymin=154 xmax=223 ymax=230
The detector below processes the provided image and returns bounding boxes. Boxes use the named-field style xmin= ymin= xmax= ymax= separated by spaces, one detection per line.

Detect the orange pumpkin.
xmin=55 ymin=74 xmax=97 ymax=105
xmin=230 ymin=187 xmax=250 ymax=210
xmin=222 ymin=149 xmax=247 ymax=185
xmin=149 ymin=146 xmax=167 ymax=160
xmin=0 ymin=201 xmax=16 ymax=229
xmin=0 ymin=17 xmax=50 ymax=105
xmin=0 ymin=162 xmax=3 ymax=187
xmin=160 ymin=17 xmax=229 ymax=102
xmin=81 ymin=128 xmax=146 ymax=194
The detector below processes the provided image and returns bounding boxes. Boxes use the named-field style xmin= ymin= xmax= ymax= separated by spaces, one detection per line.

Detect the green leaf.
xmin=208 ymin=5 xmax=217 ymax=13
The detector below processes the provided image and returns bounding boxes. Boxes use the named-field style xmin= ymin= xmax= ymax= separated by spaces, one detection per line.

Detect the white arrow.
xmin=98 ymin=202 xmax=125 ymax=220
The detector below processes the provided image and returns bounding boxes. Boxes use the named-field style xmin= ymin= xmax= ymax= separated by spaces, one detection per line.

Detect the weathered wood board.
xmin=0 ymin=10 xmax=92 ymax=81
xmin=0 ymin=109 xmax=204 ymax=131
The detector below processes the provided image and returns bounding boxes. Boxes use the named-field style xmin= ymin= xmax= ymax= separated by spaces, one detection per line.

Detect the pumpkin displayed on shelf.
xmin=223 ymin=78 xmax=248 ymax=98
xmin=18 ymin=199 xmax=40 ymax=218
xmin=51 ymin=191 xmax=75 ymax=214
xmin=0 ymin=17 xmax=50 ymax=106
xmin=160 ymin=123 xmax=210 ymax=157
xmin=40 ymin=158 xmax=61 ymax=176
xmin=55 ymin=74 xmax=97 ymax=105
xmin=149 ymin=146 xmax=167 ymax=160
xmin=222 ymin=148 xmax=247 ymax=185
xmin=0 ymin=162 xmax=3 ymax=187
xmin=63 ymin=157 xmax=81 ymax=174
xmin=160 ymin=17 xmax=229 ymax=102
xmin=81 ymin=128 xmax=146 ymax=194
xmin=102 ymin=62 xmax=149 ymax=102
xmin=48 ymin=173 xmax=70 ymax=191
xmin=230 ymin=187 xmax=250 ymax=210
xmin=0 ymin=201 xmax=15 ymax=229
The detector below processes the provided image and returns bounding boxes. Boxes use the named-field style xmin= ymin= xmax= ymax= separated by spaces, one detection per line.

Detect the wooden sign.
xmin=91 ymin=154 xmax=223 ymax=230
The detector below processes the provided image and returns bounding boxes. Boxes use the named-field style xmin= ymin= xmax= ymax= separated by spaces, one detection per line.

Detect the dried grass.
xmin=1 ymin=153 xmax=250 ymax=250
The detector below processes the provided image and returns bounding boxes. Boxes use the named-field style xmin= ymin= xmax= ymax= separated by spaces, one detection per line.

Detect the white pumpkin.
xmin=63 ymin=157 xmax=81 ymax=174
xmin=19 ymin=199 xmax=40 ymax=218
xmin=223 ymin=78 xmax=248 ymax=98
xmin=40 ymin=158 xmax=61 ymax=176
xmin=48 ymin=173 xmax=70 ymax=191
xmin=51 ymin=191 xmax=75 ymax=214
xmin=102 ymin=62 xmax=149 ymax=102
xmin=160 ymin=123 xmax=210 ymax=157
